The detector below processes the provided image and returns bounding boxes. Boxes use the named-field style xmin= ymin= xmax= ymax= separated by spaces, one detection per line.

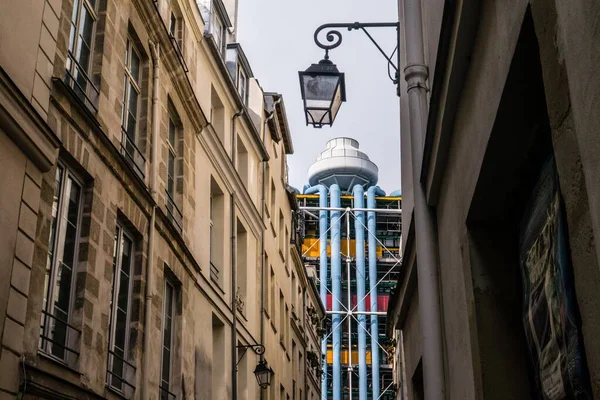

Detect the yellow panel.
xmin=303 ymin=239 xmax=383 ymax=258
xmin=326 ymin=350 xmax=373 ymax=365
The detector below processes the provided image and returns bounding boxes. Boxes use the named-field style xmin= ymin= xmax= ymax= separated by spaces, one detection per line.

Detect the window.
xmin=270 ymin=179 xmax=276 ymax=218
xmin=236 ymin=136 xmax=249 ymax=188
xmin=210 ymin=86 xmax=225 ymax=144
xmin=211 ymin=5 xmax=226 ymax=55
xmin=166 ymin=111 xmax=183 ymax=232
xmin=40 ymin=164 xmax=83 ymax=362
xmin=264 ymin=254 xmax=270 ymax=317
xmin=65 ymin=0 xmax=99 ymax=111
xmin=212 ymin=315 xmax=226 ymax=397
xmin=210 ymin=178 xmax=225 ymax=285
xmin=236 ymin=219 xmax=248 ymax=315
xmin=238 ymin=66 xmax=247 ymax=104
xmin=121 ymin=38 xmax=146 ymax=179
xmin=160 ymin=279 xmax=176 ymax=399
xmin=270 ymin=267 xmax=276 ymax=322
xmin=279 ymin=210 xmax=285 ymax=256
xmin=291 ymin=273 xmax=297 ymax=317
xmin=107 ymin=225 xmax=136 ymax=394
xmin=279 ymin=291 xmax=285 ymax=344
xmin=168 ymin=7 xmax=187 ymax=70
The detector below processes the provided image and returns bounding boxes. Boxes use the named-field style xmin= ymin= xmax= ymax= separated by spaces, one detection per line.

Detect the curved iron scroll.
xmin=236 ymin=343 xmax=265 ymax=366
xmin=313 ymin=22 xmax=400 ymax=83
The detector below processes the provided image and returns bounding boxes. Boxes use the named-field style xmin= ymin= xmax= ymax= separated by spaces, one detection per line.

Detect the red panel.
xmin=325 ymin=294 xmax=389 ymax=312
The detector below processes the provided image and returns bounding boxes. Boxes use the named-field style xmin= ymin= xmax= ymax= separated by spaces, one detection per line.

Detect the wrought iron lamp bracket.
xmin=314 ymin=22 xmax=400 ymax=84
xmin=236 ymin=343 xmax=266 ymax=367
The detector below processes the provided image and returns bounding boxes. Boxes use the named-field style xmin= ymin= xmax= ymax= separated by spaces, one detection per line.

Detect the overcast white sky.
xmin=237 ymin=0 xmax=401 ymax=194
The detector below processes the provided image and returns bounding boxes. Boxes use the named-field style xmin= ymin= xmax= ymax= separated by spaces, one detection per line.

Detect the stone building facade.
xmin=389 ymin=0 xmax=600 ymax=399
xmin=260 ymin=93 xmax=326 ymax=400
xmin=0 ymin=0 xmax=322 ymax=399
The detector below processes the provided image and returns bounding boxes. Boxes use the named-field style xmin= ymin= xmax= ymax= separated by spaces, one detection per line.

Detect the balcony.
xmin=106 ymin=349 xmax=137 ymax=398
xmin=169 ymin=35 xmax=189 ymax=73
xmin=120 ymin=127 xmax=146 ymax=180
xmin=64 ymin=51 xmax=100 ymax=114
xmin=166 ymin=191 xmax=183 ymax=233
xmin=160 ymin=385 xmax=176 ymax=400
xmin=39 ymin=308 xmax=81 ymax=363
xmin=210 ymin=261 xmax=220 ymax=284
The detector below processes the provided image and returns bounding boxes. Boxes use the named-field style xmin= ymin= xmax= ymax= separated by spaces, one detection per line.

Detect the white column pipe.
xmin=330 ymin=184 xmax=342 ymax=400
xmin=403 ymin=0 xmax=445 ymax=398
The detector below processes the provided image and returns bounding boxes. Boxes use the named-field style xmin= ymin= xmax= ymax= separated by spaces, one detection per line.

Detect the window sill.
xmin=37 ymin=350 xmax=81 ymax=377
xmin=106 ymin=384 xmax=130 ymax=400
xmin=209 ymin=276 xmax=225 ymax=295
xmin=263 ymin=309 xmax=270 ymax=319
xmin=271 ymin=321 xmax=277 ymax=334
xmin=279 ymin=249 xmax=285 ymax=262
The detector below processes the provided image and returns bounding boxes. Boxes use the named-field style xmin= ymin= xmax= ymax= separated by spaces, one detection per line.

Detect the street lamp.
xmin=253 ymin=359 xmax=274 ymax=389
xmin=299 ymin=22 xmax=400 ymax=127
xmin=298 ymin=58 xmax=346 ymax=128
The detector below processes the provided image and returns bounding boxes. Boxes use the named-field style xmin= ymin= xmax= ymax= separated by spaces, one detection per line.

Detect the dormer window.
xmin=226 ymin=44 xmax=253 ymax=106
xmin=199 ymin=0 xmax=231 ymax=57
xmin=212 ymin=11 xmax=225 ymax=55
xmin=238 ymin=67 xmax=247 ymax=104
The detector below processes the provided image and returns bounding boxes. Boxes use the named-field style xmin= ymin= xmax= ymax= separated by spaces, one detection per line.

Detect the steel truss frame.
xmin=300 ymin=206 xmax=402 ymax=400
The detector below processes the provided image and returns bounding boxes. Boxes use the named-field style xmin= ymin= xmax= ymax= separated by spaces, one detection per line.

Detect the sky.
xmin=237 ymin=0 xmax=401 ymax=194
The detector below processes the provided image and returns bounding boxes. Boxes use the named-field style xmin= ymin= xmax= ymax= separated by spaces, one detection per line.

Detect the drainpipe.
xmin=367 ymin=186 xmax=384 ymax=399
xmin=403 ymin=0 xmax=445 ymax=398
xmin=329 ymin=184 xmax=341 ymax=400
xmin=302 ymin=287 xmax=308 ymax=400
xmin=142 ymin=40 xmax=160 ymax=400
xmin=231 ymin=109 xmax=244 ymax=164
xmin=353 ymin=185 xmax=367 ymax=400
xmin=304 ymin=184 xmax=329 ymax=399
xmin=231 ymin=192 xmax=238 ymax=400
xmin=229 ymin=192 xmax=237 ymax=400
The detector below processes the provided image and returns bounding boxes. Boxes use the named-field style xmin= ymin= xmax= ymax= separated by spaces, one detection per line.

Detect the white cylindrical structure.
xmin=308 ymin=137 xmax=379 ymax=192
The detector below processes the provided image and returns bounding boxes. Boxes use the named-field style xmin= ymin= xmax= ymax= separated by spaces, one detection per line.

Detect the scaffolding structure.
xmin=298 ymin=193 xmax=402 ymax=400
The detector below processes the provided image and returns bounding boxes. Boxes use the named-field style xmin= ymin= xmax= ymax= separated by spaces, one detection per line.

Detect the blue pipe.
xmin=304 ymin=184 xmax=329 ymax=398
xmin=368 ymin=186 xmax=384 ymax=399
xmin=353 ymin=185 xmax=367 ymax=400
xmin=330 ymin=184 xmax=342 ymax=400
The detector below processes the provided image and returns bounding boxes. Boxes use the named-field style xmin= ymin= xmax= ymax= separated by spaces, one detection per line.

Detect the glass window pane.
xmin=162 ymin=347 xmax=171 ymax=382
xmin=128 ymin=85 xmax=138 ymax=118
xmin=130 ymin=48 xmax=140 ymax=83
xmin=80 ymin=6 xmax=94 ymax=50
xmin=114 ymin=308 xmax=127 ymax=350
xmin=169 ymin=119 xmax=176 ymax=147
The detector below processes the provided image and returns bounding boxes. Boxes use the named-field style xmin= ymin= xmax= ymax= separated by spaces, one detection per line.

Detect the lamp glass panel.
xmin=330 ymin=83 xmax=343 ymax=121
xmin=306 ymin=109 xmax=331 ymax=125
xmin=302 ymin=74 xmax=339 ymax=108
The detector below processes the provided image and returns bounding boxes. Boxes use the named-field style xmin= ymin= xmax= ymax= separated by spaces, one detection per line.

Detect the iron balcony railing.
xmin=121 ymin=127 xmax=147 ymax=180
xmin=169 ymin=35 xmax=189 ymax=73
xmin=65 ymin=50 xmax=99 ymax=113
xmin=210 ymin=262 xmax=219 ymax=283
xmin=39 ymin=308 xmax=81 ymax=360
xmin=106 ymin=349 xmax=137 ymax=396
xmin=159 ymin=385 xmax=177 ymax=400
xmin=160 ymin=385 xmax=177 ymax=400
xmin=165 ymin=191 xmax=183 ymax=233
